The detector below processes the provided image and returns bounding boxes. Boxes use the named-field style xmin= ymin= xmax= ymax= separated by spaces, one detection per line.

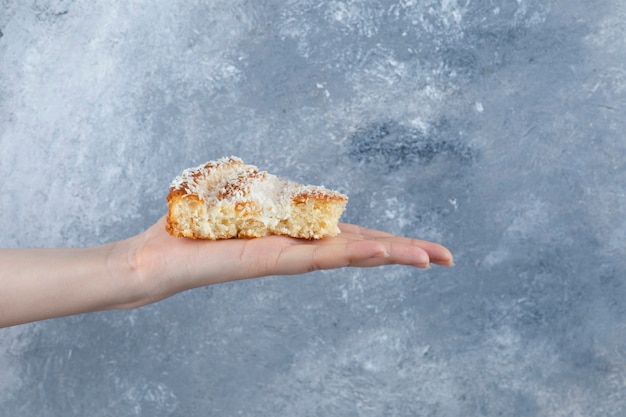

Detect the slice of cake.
xmin=165 ymin=157 xmax=348 ymax=239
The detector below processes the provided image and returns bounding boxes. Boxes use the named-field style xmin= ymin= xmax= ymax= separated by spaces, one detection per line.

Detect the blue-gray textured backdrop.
xmin=1 ymin=1 xmax=626 ymax=416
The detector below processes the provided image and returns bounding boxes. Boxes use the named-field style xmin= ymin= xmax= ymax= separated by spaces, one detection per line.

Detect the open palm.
xmin=132 ymin=216 xmax=454 ymax=303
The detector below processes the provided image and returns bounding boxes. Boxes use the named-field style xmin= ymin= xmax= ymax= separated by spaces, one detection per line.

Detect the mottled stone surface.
xmin=1 ymin=1 xmax=626 ymax=415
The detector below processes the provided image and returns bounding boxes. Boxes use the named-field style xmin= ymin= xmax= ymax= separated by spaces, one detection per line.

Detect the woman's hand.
xmin=127 ymin=217 xmax=454 ymax=306
xmin=0 ymin=216 xmax=453 ymax=327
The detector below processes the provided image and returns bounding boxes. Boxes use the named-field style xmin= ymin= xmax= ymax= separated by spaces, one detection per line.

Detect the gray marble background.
xmin=1 ymin=1 xmax=625 ymax=416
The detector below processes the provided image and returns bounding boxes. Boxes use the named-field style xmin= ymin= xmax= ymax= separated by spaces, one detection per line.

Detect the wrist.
xmin=102 ymin=237 xmax=151 ymax=310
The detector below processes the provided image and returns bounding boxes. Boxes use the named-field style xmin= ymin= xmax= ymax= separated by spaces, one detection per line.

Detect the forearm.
xmin=0 ymin=242 xmax=142 ymax=328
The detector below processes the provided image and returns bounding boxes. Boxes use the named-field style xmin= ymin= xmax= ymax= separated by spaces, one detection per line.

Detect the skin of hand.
xmin=0 ymin=216 xmax=453 ymax=328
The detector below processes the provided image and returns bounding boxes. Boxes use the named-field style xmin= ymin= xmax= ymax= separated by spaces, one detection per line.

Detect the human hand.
xmin=127 ymin=216 xmax=454 ymax=306
xmin=0 ymin=216 xmax=453 ymax=327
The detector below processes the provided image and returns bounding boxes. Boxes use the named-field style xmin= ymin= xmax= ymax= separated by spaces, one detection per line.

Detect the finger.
xmin=272 ymin=239 xmax=389 ymax=275
xmin=402 ymin=238 xmax=454 ymax=266
xmin=377 ymin=238 xmax=452 ymax=267
xmin=385 ymin=239 xmax=431 ymax=268
xmin=338 ymin=223 xmax=454 ymax=266
xmin=338 ymin=223 xmax=396 ymax=239
xmin=310 ymin=238 xmax=431 ymax=269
